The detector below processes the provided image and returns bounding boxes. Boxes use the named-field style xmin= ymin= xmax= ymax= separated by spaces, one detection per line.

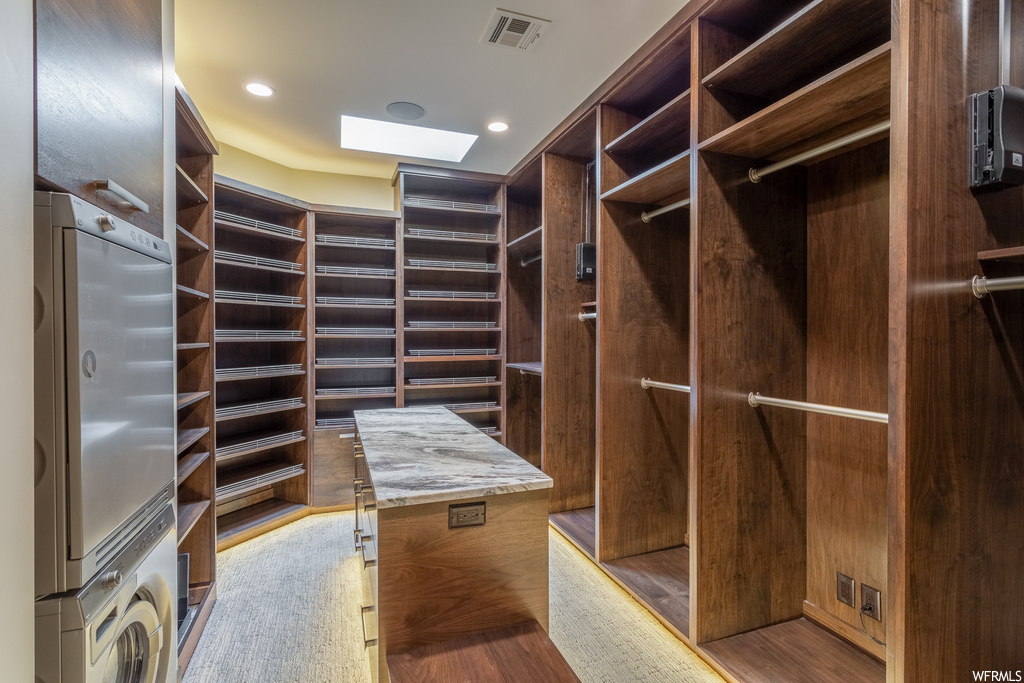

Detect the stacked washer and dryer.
xmin=34 ymin=192 xmax=179 ymax=683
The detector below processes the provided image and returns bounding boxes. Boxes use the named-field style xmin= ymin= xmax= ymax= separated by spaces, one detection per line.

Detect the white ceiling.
xmin=174 ymin=0 xmax=692 ymax=178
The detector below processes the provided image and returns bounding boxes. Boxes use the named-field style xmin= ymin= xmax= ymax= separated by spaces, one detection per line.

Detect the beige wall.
xmin=0 ymin=0 xmax=37 ymax=679
xmin=216 ymin=144 xmax=396 ymax=211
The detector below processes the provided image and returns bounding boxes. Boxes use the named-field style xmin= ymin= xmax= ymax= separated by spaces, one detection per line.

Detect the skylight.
xmin=340 ymin=115 xmax=478 ymax=163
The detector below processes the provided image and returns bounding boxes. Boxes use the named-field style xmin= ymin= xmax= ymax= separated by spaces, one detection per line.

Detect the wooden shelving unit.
xmin=396 ymin=165 xmax=507 ymax=440
xmin=212 ymin=177 xmax=312 ymax=551
xmin=310 ymin=205 xmax=400 ymax=509
xmin=173 ymin=84 xmax=218 ymax=675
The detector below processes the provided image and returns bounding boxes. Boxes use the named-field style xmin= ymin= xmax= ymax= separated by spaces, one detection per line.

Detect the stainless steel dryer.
xmin=34 ymin=192 xmax=175 ymax=596
xmin=35 ymin=503 xmax=178 ymax=683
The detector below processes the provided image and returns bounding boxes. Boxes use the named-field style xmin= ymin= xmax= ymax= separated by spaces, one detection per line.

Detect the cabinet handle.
xmin=361 ymin=533 xmax=377 ymax=569
xmin=353 ymin=527 xmax=363 ymax=551
xmin=361 ymin=605 xmax=378 ymax=647
xmin=95 ymin=179 xmax=150 ymax=214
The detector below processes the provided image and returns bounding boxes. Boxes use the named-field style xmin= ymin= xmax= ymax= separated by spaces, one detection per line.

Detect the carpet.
xmin=183 ymin=511 xmax=723 ymax=682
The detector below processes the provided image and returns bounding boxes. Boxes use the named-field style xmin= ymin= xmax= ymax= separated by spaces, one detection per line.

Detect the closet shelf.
xmin=699 ymin=43 xmax=891 ymax=161
xmin=214 ymin=210 xmax=304 ymax=243
xmin=978 ymin=245 xmax=1024 ymax=263
xmin=507 ymin=226 xmax=543 ymax=259
xmin=405 ymin=295 xmax=501 ymax=303
xmin=177 ymin=449 xmax=211 ymax=483
xmin=604 ymin=90 xmax=691 ymax=157
xmin=507 ymin=362 xmax=543 ymax=377
xmin=405 ymin=355 xmax=503 ymax=363
xmin=176 ymin=284 xmax=210 ymax=301
xmin=177 ymin=427 xmax=210 ymax=456
xmin=214 ymin=291 xmax=304 ymax=308
xmin=216 ymin=499 xmax=307 ymax=550
xmin=601 ymin=150 xmax=691 ymax=205
xmin=215 ymin=364 xmax=304 ymax=382
xmin=315 ymin=392 xmax=397 ymax=401
xmin=702 ymin=0 xmax=890 ymax=99
xmin=405 ymin=380 xmax=501 ymax=390
xmin=404 ymin=231 xmax=500 ymax=246
xmin=216 ymin=461 xmax=306 ymax=501
xmin=177 ymin=500 xmax=211 ymax=544
xmin=404 ymin=327 xmax=502 ymax=333
xmin=314 ymin=272 xmax=396 ymax=281
xmin=403 ymin=197 xmax=502 ymax=216
xmin=404 ymin=265 xmax=501 ymax=274
xmin=177 ymin=391 xmax=210 ymax=410
xmin=176 ymin=164 xmax=208 ymax=205
xmin=314 ymin=234 xmax=396 ymax=250
xmin=215 ymin=251 xmax=304 ymax=275
xmin=214 ymin=397 xmax=305 ymax=422
xmin=176 ymin=225 xmax=209 ymax=252
xmin=215 ymin=429 xmax=306 ymax=461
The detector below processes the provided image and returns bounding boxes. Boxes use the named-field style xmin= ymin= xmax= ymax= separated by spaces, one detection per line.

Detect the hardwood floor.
xmin=549 ymin=507 xmax=595 ymax=558
xmin=602 ymin=545 xmax=690 ymax=638
xmin=701 ymin=618 xmax=884 ymax=683
xmin=387 ymin=620 xmax=581 ymax=683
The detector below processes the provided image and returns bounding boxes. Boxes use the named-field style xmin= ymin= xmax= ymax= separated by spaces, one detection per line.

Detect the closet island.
xmin=352 ymin=406 xmax=563 ymax=683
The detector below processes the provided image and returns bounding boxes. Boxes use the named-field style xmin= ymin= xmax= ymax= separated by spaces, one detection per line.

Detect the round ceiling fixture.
xmin=386 ymin=102 xmax=426 ymax=120
xmin=487 ymin=121 xmax=509 ymax=132
xmin=245 ymin=82 xmax=274 ymax=97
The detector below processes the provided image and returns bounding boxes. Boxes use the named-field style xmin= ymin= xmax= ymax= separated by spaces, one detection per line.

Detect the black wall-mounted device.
xmin=576 ymin=242 xmax=595 ymax=281
xmin=970 ymin=84 xmax=1024 ymax=189
xmin=177 ymin=552 xmax=190 ymax=627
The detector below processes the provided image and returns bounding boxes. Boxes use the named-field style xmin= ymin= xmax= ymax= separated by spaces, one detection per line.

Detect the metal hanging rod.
xmin=747 ymin=392 xmax=888 ymax=424
xmin=520 ymin=254 xmax=542 ymax=267
xmin=641 ymin=197 xmax=691 ymax=223
xmin=748 ymin=120 xmax=892 ymax=183
xmin=641 ymin=378 xmax=691 ymax=393
xmin=1001 ymin=0 xmax=1012 ymax=85
xmin=972 ymin=274 xmax=1024 ymax=298
xmin=578 ymin=312 xmax=597 ymax=321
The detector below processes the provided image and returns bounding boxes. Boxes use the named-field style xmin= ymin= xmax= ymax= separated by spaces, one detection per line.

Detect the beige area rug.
xmin=183 ymin=512 xmax=723 ymax=683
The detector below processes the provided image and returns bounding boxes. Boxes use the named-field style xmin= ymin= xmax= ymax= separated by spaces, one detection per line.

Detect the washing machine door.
xmin=99 ymin=599 xmax=163 ymax=683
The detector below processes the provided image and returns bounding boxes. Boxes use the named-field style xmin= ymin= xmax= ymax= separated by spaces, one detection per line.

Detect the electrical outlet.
xmin=449 ymin=502 xmax=485 ymax=528
xmin=837 ymin=572 xmax=855 ymax=607
xmin=861 ymin=584 xmax=882 ymax=621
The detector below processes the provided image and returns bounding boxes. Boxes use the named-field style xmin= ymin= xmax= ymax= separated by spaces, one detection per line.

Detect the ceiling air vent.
xmin=481 ymin=8 xmax=551 ymax=52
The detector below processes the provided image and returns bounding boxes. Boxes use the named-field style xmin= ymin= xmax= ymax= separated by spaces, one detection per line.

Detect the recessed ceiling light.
xmin=245 ymin=83 xmax=274 ymax=97
xmin=487 ymin=122 xmax=509 ymax=132
xmin=386 ymin=102 xmax=426 ymax=121
xmin=340 ymin=115 xmax=478 ymax=163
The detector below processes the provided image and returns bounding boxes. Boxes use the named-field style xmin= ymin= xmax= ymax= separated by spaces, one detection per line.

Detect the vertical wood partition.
xmin=596 ymin=197 xmax=689 ymax=561
xmin=890 ymin=0 xmax=1024 ymax=679
xmin=805 ymin=141 xmax=889 ymax=651
xmin=542 ymin=152 xmax=597 ymax=513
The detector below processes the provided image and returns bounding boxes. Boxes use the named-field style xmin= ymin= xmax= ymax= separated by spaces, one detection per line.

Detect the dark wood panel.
xmin=215 ymin=498 xmax=307 ymax=551
xmin=701 ymin=618 xmax=885 ymax=683
xmin=690 ymin=152 xmax=807 ymax=643
xmin=596 ymin=198 xmax=688 ymax=561
xmin=542 ymin=154 xmax=597 ymax=514
xmin=889 ymin=0 xmax=1024 ymax=679
xmin=387 ymin=621 xmax=581 ymax=683
xmin=602 ymin=545 xmax=690 ymax=639
xmin=311 ymin=429 xmax=355 ymax=509
xmin=805 ymin=141 xmax=889 ymax=650
xmin=35 ymin=0 xmax=164 ymax=236
xmin=377 ymin=490 xmax=549 ymax=657
xmin=549 ymin=507 xmax=596 ymax=559
xmin=505 ymin=370 xmax=541 ymax=468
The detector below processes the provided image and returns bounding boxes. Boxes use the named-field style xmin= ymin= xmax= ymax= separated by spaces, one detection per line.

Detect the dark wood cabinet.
xmin=35 ymin=0 xmax=164 ymax=236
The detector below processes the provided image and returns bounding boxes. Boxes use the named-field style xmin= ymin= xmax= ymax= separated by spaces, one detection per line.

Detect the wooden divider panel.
xmin=542 ymin=153 xmax=597 ymax=513
xmin=691 ymin=151 xmax=808 ymax=643
xmin=596 ymin=197 xmax=689 ymax=561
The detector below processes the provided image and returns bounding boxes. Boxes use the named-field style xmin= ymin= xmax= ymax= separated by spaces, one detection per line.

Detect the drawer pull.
xmin=353 ymin=527 xmax=363 ymax=551
xmin=361 ymin=533 xmax=377 ymax=569
xmin=361 ymin=605 xmax=378 ymax=647
xmin=95 ymin=178 xmax=150 ymax=213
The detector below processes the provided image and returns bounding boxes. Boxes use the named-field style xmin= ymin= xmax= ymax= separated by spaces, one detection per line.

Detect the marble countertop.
xmin=354 ymin=406 xmax=552 ymax=509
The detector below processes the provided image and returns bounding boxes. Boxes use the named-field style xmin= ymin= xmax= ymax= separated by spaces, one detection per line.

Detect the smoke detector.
xmin=481 ymin=8 xmax=551 ymax=52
